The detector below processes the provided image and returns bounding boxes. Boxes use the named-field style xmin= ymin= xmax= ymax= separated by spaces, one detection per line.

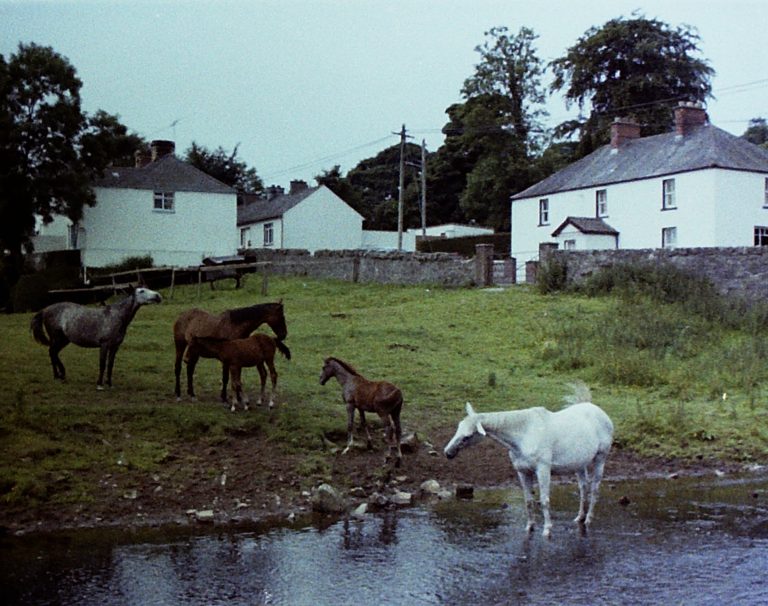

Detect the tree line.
xmin=2 ymin=14 xmax=765 ymax=302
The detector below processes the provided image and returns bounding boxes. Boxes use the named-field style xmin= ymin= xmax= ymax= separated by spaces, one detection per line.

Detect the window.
xmin=240 ymin=227 xmax=251 ymax=248
xmin=563 ymin=239 xmax=576 ymax=250
xmin=662 ymin=227 xmax=677 ymax=249
xmin=596 ymin=189 xmax=608 ymax=217
xmin=764 ymin=178 xmax=768 ymax=208
xmin=538 ymin=198 xmax=549 ymax=225
xmin=263 ymin=222 xmax=274 ymax=246
xmin=755 ymin=226 xmax=768 ymax=246
xmin=153 ymin=191 xmax=174 ymax=212
xmin=662 ymin=179 xmax=676 ymax=210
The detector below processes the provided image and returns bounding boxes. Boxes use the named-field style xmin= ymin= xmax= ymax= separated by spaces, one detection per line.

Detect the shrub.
xmin=535 ymin=255 xmax=568 ymax=294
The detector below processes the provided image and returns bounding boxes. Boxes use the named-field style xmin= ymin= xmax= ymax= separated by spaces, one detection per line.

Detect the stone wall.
xmin=241 ymin=248 xmax=477 ymax=287
xmin=546 ymin=246 xmax=768 ymax=300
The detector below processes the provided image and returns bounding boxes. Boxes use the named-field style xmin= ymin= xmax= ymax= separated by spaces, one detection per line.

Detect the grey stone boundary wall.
xmin=545 ymin=246 xmax=768 ymax=300
xmin=240 ymin=248 xmax=478 ymax=287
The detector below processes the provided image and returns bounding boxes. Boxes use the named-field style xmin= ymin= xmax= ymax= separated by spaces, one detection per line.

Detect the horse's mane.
xmin=327 ymin=357 xmax=360 ymax=376
xmin=228 ymin=301 xmax=282 ymax=324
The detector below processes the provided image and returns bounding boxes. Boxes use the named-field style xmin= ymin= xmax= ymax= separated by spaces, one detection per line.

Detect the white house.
xmin=238 ymin=182 xmax=364 ymax=252
xmin=33 ymin=140 xmax=237 ymax=268
xmin=510 ymin=103 xmax=768 ymax=279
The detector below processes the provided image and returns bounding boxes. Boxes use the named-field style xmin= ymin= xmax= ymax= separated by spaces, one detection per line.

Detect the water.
xmin=2 ymin=474 xmax=767 ymax=605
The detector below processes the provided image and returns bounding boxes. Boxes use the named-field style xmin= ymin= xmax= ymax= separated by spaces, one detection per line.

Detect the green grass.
xmin=1 ymin=275 xmax=767 ymax=510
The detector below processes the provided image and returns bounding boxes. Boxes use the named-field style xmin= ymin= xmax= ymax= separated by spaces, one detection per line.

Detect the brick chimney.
xmin=150 ymin=139 xmax=176 ymax=161
xmin=134 ymin=149 xmax=152 ymax=168
xmin=674 ymin=102 xmax=708 ymax=136
xmin=610 ymin=118 xmax=641 ymax=150
xmin=265 ymin=185 xmax=285 ymax=200
xmin=289 ymin=179 xmax=308 ymax=195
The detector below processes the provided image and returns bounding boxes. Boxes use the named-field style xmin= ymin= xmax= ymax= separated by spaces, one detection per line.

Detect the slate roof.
xmin=551 ymin=216 xmax=619 ymax=237
xmin=512 ymin=124 xmax=768 ymax=201
xmin=95 ymin=155 xmax=234 ymax=195
xmin=237 ymin=187 xmax=320 ymax=225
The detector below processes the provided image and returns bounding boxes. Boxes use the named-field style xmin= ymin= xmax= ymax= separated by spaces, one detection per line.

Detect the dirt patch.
xmin=0 ymin=425 xmax=743 ymax=537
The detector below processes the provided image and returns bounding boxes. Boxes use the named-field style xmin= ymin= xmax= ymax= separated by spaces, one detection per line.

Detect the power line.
xmin=261 ymin=135 xmax=395 ymax=181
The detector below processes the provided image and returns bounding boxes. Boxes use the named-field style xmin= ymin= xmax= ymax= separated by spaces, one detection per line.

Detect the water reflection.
xmin=1 ymin=474 xmax=767 ymax=605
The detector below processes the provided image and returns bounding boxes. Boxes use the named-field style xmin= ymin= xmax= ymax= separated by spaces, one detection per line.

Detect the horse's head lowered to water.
xmin=444 ymin=402 xmax=486 ymax=459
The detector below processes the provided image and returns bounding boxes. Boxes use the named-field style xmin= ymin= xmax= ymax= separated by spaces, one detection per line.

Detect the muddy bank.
xmin=0 ymin=426 xmax=750 ymax=537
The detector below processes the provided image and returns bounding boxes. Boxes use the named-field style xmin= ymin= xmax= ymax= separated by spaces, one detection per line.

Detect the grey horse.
xmin=31 ymin=286 xmax=162 ymax=389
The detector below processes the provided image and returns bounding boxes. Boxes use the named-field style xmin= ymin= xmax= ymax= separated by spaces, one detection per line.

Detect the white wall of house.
xmin=410 ymin=223 xmax=494 ymax=238
xmin=511 ymin=168 xmax=767 ymax=277
xmin=80 ymin=187 xmax=237 ymax=267
xmin=360 ymin=230 xmax=417 ymax=251
xmin=282 ymin=188 xmax=363 ymax=252
xmin=240 ymin=218 xmax=283 ymax=250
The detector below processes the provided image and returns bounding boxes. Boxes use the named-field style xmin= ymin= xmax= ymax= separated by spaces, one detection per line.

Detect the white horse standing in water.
xmin=444 ymin=384 xmax=613 ymax=538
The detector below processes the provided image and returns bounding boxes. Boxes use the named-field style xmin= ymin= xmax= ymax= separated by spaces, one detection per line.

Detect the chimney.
xmin=134 ymin=149 xmax=152 ymax=168
xmin=674 ymin=102 xmax=708 ymax=136
xmin=289 ymin=179 xmax=308 ymax=195
xmin=265 ymin=185 xmax=285 ymax=200
xmin=610 ymin=118 xmax=641 ymax=150
xmin=150 ymin=139 xmax=176 ymax=161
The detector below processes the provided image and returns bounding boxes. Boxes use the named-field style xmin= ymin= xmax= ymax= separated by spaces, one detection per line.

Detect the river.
xmin=2 ymin=473 xmax=767 ymax=605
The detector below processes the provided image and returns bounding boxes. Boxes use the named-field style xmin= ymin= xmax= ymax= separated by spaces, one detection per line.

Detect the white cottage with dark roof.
xmin=238 ymin=181 xmax=363 ymax=253
xmin=510 ymin=103 xmax=768 ymax=277
xmin=34 ymin=140 xmax=237 ymax=268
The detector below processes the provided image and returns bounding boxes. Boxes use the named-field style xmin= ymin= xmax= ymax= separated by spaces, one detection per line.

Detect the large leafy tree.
xmin=185 ymin=142 xmax=263 ymax=193
xmin=0 ymin=43 xmax=139 ymax=278
xmin=549 ymin=15 xmax=714 ymax=147
xmin=441 ymin=26 xmax=547 ymax=230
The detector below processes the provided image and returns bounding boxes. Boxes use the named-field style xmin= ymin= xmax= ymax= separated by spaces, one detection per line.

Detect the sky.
xmin=1 ymin=0 xmax=767 ymax=189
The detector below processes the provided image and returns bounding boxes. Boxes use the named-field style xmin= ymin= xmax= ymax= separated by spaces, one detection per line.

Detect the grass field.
xmin=1 ymin=275 xmax=767 ymax=509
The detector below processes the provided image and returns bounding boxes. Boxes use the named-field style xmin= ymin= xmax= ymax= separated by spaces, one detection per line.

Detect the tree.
xmin=743 ymin=118 xmax=768 ymax=148
xmin=0 ymin=43 xmax=142 ymax=303
xmin=185 ymin=142 xmax=263 ymax=193
xmin=462 ymin=26 xmax=548 ymax=154
xmin=550 ymin=15 xmax=714 ymax=146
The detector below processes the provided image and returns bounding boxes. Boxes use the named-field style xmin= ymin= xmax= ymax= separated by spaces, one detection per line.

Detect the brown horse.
xmin=173 ymin=301 xmax=287 ymax=400
xmin=189 ymin=334 xmax=291 ymax=412
xmin=319 ymin=357 xmax=403 ymax=467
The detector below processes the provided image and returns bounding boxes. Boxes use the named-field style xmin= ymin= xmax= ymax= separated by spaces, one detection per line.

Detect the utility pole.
xmin=420 ymin=139 xmax=427 ymax=237
xmin=396 ymin=124 xmax=406 ymax=251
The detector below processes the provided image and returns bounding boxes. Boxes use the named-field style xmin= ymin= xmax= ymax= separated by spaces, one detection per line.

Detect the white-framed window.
xmin=563 ymin=239 xmax=576 ymax=250
xmin=754 ymin=226 xmax=768 ymax=246
xmin=153 ymin=191 xmax=174 ymax=212
xmin=538 ymin=198 xmax=549 ymax=225
xmin=662 ymin=226 xmax=677 ymax=249
xmin=263 ymin=222 xmax=274 ymax=246
xmin=764 ymin=178 xmax=768 ymax=208
xmin=240 ymin=227 xmax=251 ymax=248
xmin=596 ymin=189 xmax=608 ymax=217
xmin=662 ymin=179 xmax=676 ymax=210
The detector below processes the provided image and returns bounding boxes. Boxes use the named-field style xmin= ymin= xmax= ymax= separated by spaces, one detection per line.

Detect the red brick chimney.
xmin=150 ymin=140 xmax=176 ymax=161
xmin=674 ymin=102 xmax=708 ymax=136
xmin=610 ymin=118 xmax=641 ymax=149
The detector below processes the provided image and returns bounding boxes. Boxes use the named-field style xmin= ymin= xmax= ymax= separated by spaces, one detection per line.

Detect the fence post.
xmin=475 ymin=243 xmax=494 ymax=287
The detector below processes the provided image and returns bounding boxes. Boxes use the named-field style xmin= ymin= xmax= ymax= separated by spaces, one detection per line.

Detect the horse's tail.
xmin=275 ymin=339 xmax=291 ymax=360
xmin=30 ymin=311 xmax=51 ymax=346
xmin=564 ymin=380 xmax=592 ymax=405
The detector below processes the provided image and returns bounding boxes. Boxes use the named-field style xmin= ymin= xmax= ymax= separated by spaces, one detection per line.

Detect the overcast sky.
xmin=2 ymin=0 xmax=766 ymax=188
